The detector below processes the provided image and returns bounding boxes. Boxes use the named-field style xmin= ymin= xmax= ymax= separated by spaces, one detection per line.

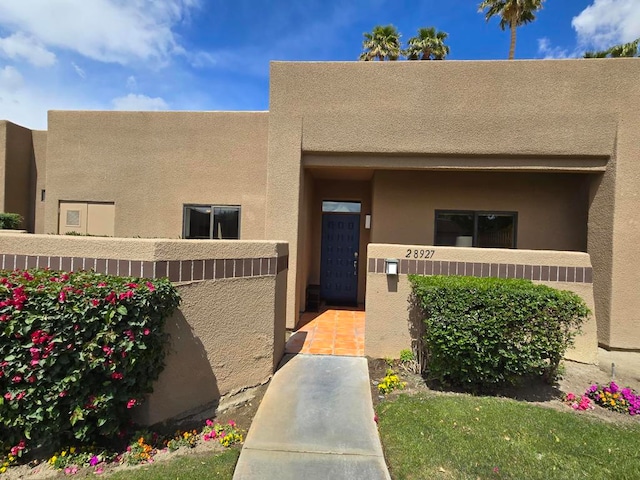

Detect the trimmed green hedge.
xmin=0 ymin=269 xmax=180 ymax=457
xmin=0 ymin=213 xmax=22 ymax=230
xmin=410 ymin=275 xmax=589 ymax=391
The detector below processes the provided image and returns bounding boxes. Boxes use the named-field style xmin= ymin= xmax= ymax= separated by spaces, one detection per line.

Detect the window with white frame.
xmin=183 ymin=205 xmax=241 ymax=239
xmin=434 ymin=211 xmax=517 ymax=248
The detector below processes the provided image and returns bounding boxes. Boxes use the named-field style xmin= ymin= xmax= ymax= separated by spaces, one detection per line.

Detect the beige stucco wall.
xmin=365 ymin=244 xmax=598 ymax=365
xmin=266 ymin=60 xmax=640 ymax=349
xmin=0 ymin=233 xmax=287 ymax=424
xmin=44 ymin=111 xmax=269 ymax=239
xmin=0 ymin=122 xmax=5 ymax=214
xmin=0 ymin=121 xmax=34 ymax=231
xmin=32 ymin=130 xmax=47 ymax=234
xmin=371 ymin=170 xmax=589 ymax=251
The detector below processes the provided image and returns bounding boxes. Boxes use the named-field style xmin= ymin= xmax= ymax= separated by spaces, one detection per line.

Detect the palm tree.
xmin=478 ymin=0 xmax=545 ymax=60
xmin=585 ymin=38 xmax=639 ymax=58
xmin=405 ymin=27 xmax=450 ymax=60
xmin=359 ymin=25 xmax=402 ymax=61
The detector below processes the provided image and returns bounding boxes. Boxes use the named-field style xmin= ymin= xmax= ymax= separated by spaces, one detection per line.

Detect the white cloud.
xmin=112 ymin=93 xmax=168 ymax=111
xmin=0 ymin=32 xmax=56 ymax=67
xmin=0 ymin=65 xmax=24 ymax=92
xmin=536 ymin=38 xmax=580 ymax=59
xmin=126 ymin=75 xmax=137 ymax=90
xmin=572 ymin=0 xmax=640 ymax=50
xmin=0 ymin=0 xmax=200 ymax=66
xmin=72 ymin=62 xmax=86 ymax=79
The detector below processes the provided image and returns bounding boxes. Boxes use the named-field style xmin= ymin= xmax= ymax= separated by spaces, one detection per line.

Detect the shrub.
xmin=0 ymin=213 xmax=22 ymax=230
xmin=410 ymin=275 xmax=589 ymax=391
xmin=0 ymin=269 xmax=180 ymax=457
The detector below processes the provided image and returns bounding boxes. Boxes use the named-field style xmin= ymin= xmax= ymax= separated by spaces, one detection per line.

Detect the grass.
xmin=105 ymin=449 xmax=240 ymax=480
xmin=377 ymin=394 xmax=640 ymax=480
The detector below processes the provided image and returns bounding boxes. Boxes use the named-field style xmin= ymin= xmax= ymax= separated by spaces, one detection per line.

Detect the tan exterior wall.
xmin=0 ymin=122 xmax=6 ymax=215
xmin=32 ymin=130 xmax=47 ymax=234
xmin=267 ymin=60 xmax=640 ymax=349
xmin=371 ymin=170 xmax=589 ymax=251
xmin=0 ymin=233 xmax=288 ymax=425
xmin=44 ymin=111 xmax=269 ymax=239
xmin=365 ymin=244 xmax=598 ymax=365
xmin=0 ymin=121 xmax=34 ymax=231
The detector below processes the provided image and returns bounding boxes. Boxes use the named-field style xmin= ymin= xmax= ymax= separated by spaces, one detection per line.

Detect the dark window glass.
xmin=435 ymin=211 xmax=517 ymax=248
xmin=477 ymin=214 xmax=515 ymax=248
xmin=184 ymin=205 xmax=240 ymax=240
xmin=213 ymin=207 xmax=240 ymax=239
xmin=435 ymin=212 xmax=474 ymax=247
xmin=185 ymin=206 xmax=211 ymax=239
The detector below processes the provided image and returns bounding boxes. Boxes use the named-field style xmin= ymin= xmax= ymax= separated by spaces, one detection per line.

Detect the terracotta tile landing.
xmin=285 ymin=308 xmax=365 ymax=357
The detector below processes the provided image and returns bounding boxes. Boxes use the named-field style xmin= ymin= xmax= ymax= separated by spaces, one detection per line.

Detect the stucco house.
xmin=1 ymin=59 xmax=640 ymax=362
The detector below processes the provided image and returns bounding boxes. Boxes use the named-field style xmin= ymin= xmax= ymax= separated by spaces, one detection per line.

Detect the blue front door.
xmin=320 ymin=213 xmax=360 ymax=305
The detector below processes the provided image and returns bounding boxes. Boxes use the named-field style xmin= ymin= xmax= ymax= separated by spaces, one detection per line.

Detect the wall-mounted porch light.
xmin=385 ymin=258 xmax=399 ymax=275
xmin=365 ymin=214 xmax=371 ymax=229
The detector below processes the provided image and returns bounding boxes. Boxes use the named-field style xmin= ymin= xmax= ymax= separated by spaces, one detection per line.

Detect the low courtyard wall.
xmin=0 ymin=233 xmax=288 ymax=425
xmin=365 ymin=243 xmax=598 ymax=364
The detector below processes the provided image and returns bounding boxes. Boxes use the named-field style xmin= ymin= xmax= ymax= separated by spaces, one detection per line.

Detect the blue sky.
xmin=1 ymin=0 xmax=639 ymax=129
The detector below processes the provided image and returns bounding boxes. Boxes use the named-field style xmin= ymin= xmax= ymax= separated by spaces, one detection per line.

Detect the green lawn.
xmin=377 ymin=394 xmax=640 ymax=480
xmin=105 ymin=449 xmax=239 ymax=480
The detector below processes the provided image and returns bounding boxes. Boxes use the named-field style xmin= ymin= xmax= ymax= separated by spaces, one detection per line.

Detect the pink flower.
xmin=64 ymin=466 xmax=78 ymax=475
xmin=145 ymin=282 xmax=155 ymax=292
xmin=565 ymin=392 xmax=576 ymax=402
xmin=97 ymin=282 xmax=107 ymax=287
xmin=4 ymin=392 xmax=13 ymax=401
xmin=91 ymin=299 xmax=100 ymax=307
xmin=59 ymin=390 xmax=67 ymax=397
xmin=95 ymin=467 xmax=104 ymax=475
xmin=12 ymin=375 xmax=22 ymax=383
xmin=228 ymin=420 xmax=236 ymax=427
xmin=143 ymin=328 xmax=150 ymax=336
xmin=58 ymin=291 xmax=66 ymax=303
xmin=126 ymin=399 xmax=137 ymax=409
xmin=16 ymin=391 xmax=25 ymax=401
xmin=205 ymin=419 xmax=214 ymax=427
xmin=111 ymin=372 xmax=123 ymax=380
xmin=118 ymin=290 xmax=134 ymax=300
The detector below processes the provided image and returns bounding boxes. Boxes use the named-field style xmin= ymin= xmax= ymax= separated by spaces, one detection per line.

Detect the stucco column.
xmin=265 ymin=114 xmax=303 ymax=329
xmin=607 ymin=113 xmax=640 ymax=349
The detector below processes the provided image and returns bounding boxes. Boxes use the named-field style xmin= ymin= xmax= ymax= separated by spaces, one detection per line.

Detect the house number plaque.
xmin=405 ymin=249 xmax=436 ymax=259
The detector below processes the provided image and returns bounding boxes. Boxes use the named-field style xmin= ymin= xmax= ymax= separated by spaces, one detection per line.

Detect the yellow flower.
xmin=61 ymin=451 xmax=67 ymax=457
xmin=0 ymin=466 xmax=7 ymax=474
xmin=70 ymin=447 xmax=76 ymax=454
xmin=49 ymin=456 xmax=58 ymax=464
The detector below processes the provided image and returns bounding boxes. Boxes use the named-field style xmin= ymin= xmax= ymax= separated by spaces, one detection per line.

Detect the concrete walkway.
xmin=233 ymin=354 xmax=391 ymax=480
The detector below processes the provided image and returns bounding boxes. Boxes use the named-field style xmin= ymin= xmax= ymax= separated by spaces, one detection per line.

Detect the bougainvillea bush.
xmin=0 ymin=269 xmax=180 ymax=459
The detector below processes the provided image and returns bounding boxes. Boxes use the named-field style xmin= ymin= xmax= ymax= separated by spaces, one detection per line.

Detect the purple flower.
xmin=89 ymin=456 xmax=100 ymax=466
